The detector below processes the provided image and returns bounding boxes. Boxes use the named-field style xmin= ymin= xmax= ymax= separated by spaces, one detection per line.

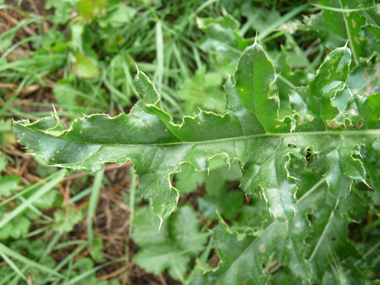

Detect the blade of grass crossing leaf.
xmin=129 ymin=168 xmax=137 ymax=236
xmin=257 ymin=4 xmax=309 ymax=41
xmin=0 ymin=243 xmax=64 ymax=278
xmin=0 ymin=250 xmax=28 ymax=283
xmin=88 ymin=169 xmax=104 ymax=244
xmin=0 ymin=169 xmax=66 ymax=229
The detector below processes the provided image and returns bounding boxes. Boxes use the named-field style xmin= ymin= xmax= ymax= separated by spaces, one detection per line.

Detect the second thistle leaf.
xmin=318 ymin=0 xmax=365 ymax=64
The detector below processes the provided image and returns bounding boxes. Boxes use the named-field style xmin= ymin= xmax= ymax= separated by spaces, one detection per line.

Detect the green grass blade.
xmin=0 ymin=250 xmax=28 ymax=283
xmin=0 ymin=169 xmax=66 ymax=229
xmin=312 ymin=3 xmax=380 ymax=12
xmin=128 ymin=168 xmax=137 ymax=236
xmin=68 ymin=187 xmax=92 ymax=204
xmin=52 ymin=240 xmax=88 ymax=251
xmin=0 ymin=243 xmax=64 ymax=278
xmin=68 ymin=258 xmax=125 ymax=284
xmin=154 ymin=20 xmax=164 ymax=94
xmin=87 ymin=169 xmax=104 ymax=244
xmin=18 ymin=195 xmax=54 ymax=222
xmin=41 ymin=232 xmax=63 ymax=259
xmin=52 ymin=243 xmax=88 ymax=273
xmin=0 ymin=18 xmax=38 ymax=40
xmin=23 ymin=225 xmax=50 ymax=238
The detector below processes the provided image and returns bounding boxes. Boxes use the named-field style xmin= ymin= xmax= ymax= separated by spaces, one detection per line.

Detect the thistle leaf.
xmin=13 ymin=44 xmax=380 ymax=223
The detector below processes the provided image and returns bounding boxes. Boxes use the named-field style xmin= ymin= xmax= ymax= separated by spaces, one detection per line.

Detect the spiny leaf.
xmin=13 ymin=44 xmax=380 ymax=223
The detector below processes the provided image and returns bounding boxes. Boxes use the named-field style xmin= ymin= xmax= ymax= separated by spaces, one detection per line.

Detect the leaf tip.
xmin=158 ymin=217 xmax=163 ymax=233
xmin=51 ymin=103 xmax=57 ymax=113
xmin=362 ymin=179 xmax=372 ymax=189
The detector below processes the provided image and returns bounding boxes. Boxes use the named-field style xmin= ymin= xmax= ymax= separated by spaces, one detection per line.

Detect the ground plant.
xmin=1 ymin=0 xmax=380 ymax=284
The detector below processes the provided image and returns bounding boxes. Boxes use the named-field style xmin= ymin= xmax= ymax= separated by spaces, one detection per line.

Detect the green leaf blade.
xmin=235 ymin=43 xmax=288 ymax=133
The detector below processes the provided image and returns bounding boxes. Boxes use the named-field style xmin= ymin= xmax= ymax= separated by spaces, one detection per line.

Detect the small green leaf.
xmin=51 ymin=1 xmax=72 ymax=25
xmin=133 ymin=205 xmax=207 ymax=280
xmin=0 ymin=175 xmax=20 ymax=196
xmin=178 ymin=67 xmax=225 ymax=115
xmin=98 ymin=4 xmax=137 ymax=28
xmin=78 ymin=0 xmax=94 ymax=21
xmin=73 ymin=53 xmax=100 ymax=78
xmin=54 ymin=206 xmax=83 ymax=232
xmin=0 ymin=216 xmax=31 ymax=240
xmin=89 ymin=236 xmax=106 ymax=262
xmin=32 ymin=189 xmax=59 ymax=209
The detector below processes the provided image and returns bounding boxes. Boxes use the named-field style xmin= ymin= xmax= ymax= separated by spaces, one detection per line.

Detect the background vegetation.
xmin=1 ymin=0 xmax=380 ymax=284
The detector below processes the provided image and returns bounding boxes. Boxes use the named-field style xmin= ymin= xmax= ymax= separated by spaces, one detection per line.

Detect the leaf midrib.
xmin=22 ymin=128 xmax=380 ymax=147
